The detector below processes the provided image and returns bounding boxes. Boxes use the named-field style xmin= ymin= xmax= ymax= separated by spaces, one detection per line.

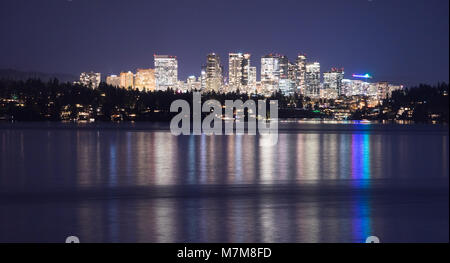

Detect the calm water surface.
xmin=0 ymin=122 xmax=448 ymax=242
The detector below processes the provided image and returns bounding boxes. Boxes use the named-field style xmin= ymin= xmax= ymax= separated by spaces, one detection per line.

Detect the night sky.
xmin=0 ymin=0 xmax=448 ymax=86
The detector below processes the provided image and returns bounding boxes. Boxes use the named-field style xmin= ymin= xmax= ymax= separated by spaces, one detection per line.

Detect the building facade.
xmin=322 ymin=68 xmax=345 ymax=99
xmin=106 ymin=74 xmax=120 ymax=87
xmin=261 ymin=54 xmax=281 ymax=95
xmin=228 ymin=53 xmax=251 ymax=93
xmin=134 ymin=68 xmax=155 ymax=92
xmin=248 ymin=66 xmax=257 ymax=94
xmin=119 ymin=71 xmax=134 ymax=89
xmin=205 ymin=53 xmax=223 ymax=93
xmin=296 ymin=54 xmax=307 ymax=95
xmin=305 ymin=62 xmax=321 ymax=98
xmin=154 ymin=55 xmax=178 ymax=91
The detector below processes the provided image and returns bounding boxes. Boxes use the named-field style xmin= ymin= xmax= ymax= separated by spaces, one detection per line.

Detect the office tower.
xmin=200 ymin=65 xmax=207 ymax=91
xmin=280 ymin=61 xmax=297 ymax=96
xmin=241 ymin=54 xmax=250 ymax=91
xmin=205 ymin=53 xmax=223 ymax=93
xmin=120 ymin=71 xmax=134 ymax=89
xmin=106 ymin=74 xmax=120 ymax=87
xmin=279 ymin=78 xmax=296 ymax=96
xmin=296 ymin=54 xmax=307 ymax=95
xmin=154 ymin=55 xmax=178 ymax=91
xmin=228 ymin=53 xmax=242 ymax=92
xmin=248 ymin=66 xmax=257 ymax=94
xmin=261 ymin=54 xmax=281 ymax=95
xmin=277 ymin=55 xmax=296 ymax=96
xmin=341 ymin=79 xmax=352 ymax=96
xmin=305 ymin=62 xmax=320 ymax=98
xmin=134 ymin=68 xmax=156 ymax=92
xmin=229 ymin=53 xmax=251 ymax=93
xmin=79 ymin=72 xmax=101 ymax=89
xmin=288 ymin=62 xmax=296 ymax=83
xmin=322 ymin=68 xmax=344 ymax=99
xmin=279 ymin=55 xmax=289 ymax=80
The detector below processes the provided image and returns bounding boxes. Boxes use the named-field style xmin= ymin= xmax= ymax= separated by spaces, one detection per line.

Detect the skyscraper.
xmin=228 ymin=53 xmax=251 ymax=93
xmin=288 ymin=61 xmax=297 ymax=83
xmin=296 ymin=54 xmax=307 ymax=95
xmin=241 ymin=53 xmax=250 ymax=91
xmin=248 ymin=66 xmax=257 ymax=94
xmin=120 ymin=71 xmax=134 ymax=89
xmin=277 ymin=55 xmax=296 ymax=95
xmin=205 ymin=53 xmax=223 ymax=93
xmin=200 ymin=65 xmax=207 ymax=92
xmin=305 ymin=62 xmax=320 ymax=98
xmin=280 ymin=61 xmax=297 ymax=96
xmin=322 ymin=68 xmax=344 ymax=99
xmin=79 ymin=72 xmax=101 ymax=89
xmin=134 ymin=68 xmax=156 ymax=92
xmin=154 ymin=55 xmax=178 ymax=91
xmin=279 ymin=55 xmax=289 ymax=80
xmin=261 ymin=54 xmax=281 ymax=95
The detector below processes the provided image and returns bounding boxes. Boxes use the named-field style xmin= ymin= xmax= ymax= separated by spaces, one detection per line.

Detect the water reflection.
xmin=350 ymin=133 xmax=372 ymax=242
xmin=0 ymin=123 xmax=448 ymax=242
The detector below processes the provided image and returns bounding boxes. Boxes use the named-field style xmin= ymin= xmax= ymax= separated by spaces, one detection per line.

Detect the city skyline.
xmin=0 ymin=0 xmax=448 ymax=87
xmin=98 ymin=51 xmax=403 ymax=101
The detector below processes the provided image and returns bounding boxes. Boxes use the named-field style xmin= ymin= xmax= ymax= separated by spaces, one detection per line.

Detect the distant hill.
xmin=0 ymin=69 xmax=78 ymax=83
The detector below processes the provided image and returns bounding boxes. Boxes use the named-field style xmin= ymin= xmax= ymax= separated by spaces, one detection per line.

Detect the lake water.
xmin=0 ymin=121 xmax=448 ymax=242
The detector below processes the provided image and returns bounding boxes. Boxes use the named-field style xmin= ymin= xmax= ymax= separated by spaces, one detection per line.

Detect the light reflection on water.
xmin=0 ymin=123 xmax=448 ymax=242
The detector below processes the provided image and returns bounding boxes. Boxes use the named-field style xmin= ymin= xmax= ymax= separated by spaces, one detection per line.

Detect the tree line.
xmin=0 ymin=78 xmax=447 ymax=123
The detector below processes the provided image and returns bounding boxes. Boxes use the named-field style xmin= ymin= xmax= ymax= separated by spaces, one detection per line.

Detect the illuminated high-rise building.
xmin=261 ymin=54 xmax=281 ymax=95
xmin=305 ymin=62 xmax=320 ymax=98
xmin=79 ymin=72 xmax=101 ymax=89
xmin=279 ymin=79 xmax=296 ymax=96
xmin=229 ymin=53 xmax=251 ymax=93
xmin=295 ymin=54 xmax=307 ymax=94
xmin=106 ymin=74 xmax=120 ymax=87
xmin=279 ymin=55 xmax=289 ymax=80
xmin=200 ymin=65 xmax=207 ymax=91
xmin=277 ymin=55 xmax=296 ymax=96
xmin=154 ymin=55 xmax=178 ymax=91
xmin=248 ymin=66 xmax=257 ymax=94
xmin=205 ymin=53 xmax=223 ymax=93
xmin=134 ymin=68 xmax=156 ymax=92
xmin=241 ymin=54 xmax=250 ymax=91
xmin=279 ymin=61 xmax=297 ymax=96
xmin=120 ymin=71 xmax=134 ymax=89
xmin=322 ymin=68 xmax=344 ymax=99
xmin=228 ymin=53 xmax=242 ymax=92
xmin=288 ymin=62 xmax=296 ymax=82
